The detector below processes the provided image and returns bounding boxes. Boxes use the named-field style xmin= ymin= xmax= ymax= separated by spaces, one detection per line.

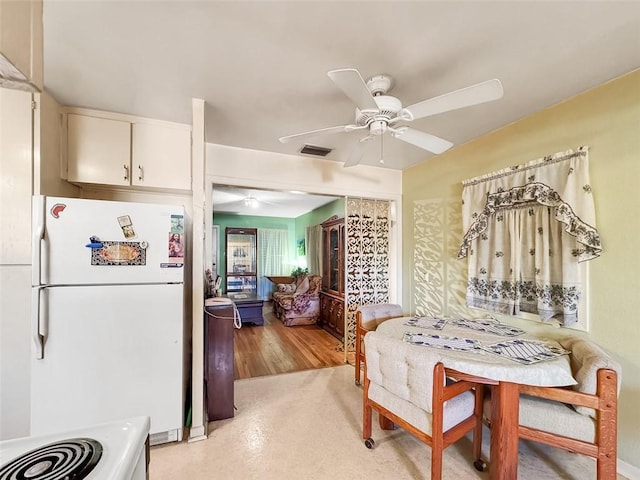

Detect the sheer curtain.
xmin=305 ymin=224 xmax=323 ymax=275
xmin=257 ymin=228 xmax=290 ymax=300
xmin=458 ymin=147 xmax=601 ymax=325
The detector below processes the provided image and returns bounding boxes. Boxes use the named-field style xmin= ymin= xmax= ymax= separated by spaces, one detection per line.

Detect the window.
xmin=458 ymin=147 xmax=600 ymax=328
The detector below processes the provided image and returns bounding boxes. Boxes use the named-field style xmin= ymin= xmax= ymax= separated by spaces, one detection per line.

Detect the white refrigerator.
xmin=31 ymin=195 xmax=185 ymax=445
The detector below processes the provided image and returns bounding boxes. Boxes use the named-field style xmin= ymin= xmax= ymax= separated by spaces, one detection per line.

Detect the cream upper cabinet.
xmin=131 ymin=122 xmax=191 ymax=190
xmin=67 ymin=113 xmax=131 ymax=186
xmin=65 ymin=110 xmax=192 ymax=191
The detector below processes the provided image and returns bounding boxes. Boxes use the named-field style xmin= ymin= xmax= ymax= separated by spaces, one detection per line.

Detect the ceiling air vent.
xmin=300 ymin=144 xmax=332 ymax=157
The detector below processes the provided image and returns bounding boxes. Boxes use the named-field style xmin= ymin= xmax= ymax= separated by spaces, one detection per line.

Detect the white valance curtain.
xmin=458 ymin=146 xmax=601 ymax=325
xmin=257 ymin=228 xmax=290 ymax=300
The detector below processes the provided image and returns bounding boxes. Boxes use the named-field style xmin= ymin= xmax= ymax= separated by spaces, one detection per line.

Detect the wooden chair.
xmin=363 ymin=331 xmax=489 ymax=480
xmin=355 ymin=303 xmax=403 ymax=386
xmin=483 ymin=336 xmax=621 ymax=480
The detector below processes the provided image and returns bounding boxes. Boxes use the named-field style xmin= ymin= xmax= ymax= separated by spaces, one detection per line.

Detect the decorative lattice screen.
xmin=344 ymin=198 xmax=391 ymax=353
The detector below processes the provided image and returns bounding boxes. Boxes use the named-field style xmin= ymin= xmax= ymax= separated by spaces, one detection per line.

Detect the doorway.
xmin=211 ymin=185 xmax=345 ymax=379
xmin=209 ymin=183 xmax=398 ymax=379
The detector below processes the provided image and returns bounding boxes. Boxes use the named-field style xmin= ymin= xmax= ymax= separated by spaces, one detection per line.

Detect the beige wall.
xmin=402 ymin=69 xmax=640 ymax=469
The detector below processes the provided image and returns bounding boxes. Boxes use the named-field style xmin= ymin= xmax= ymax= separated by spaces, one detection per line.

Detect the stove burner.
xmin=0 ymin=438 xmax=102 ymax=480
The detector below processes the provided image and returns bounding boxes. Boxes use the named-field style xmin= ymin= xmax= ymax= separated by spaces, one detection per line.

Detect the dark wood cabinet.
xmin=319 ymin=292 xmax=344 ymax=339
xmin=319 ymin=216 xmax=345 ymax=340
xmin=204 ymin=302 xmax=235 ymax=421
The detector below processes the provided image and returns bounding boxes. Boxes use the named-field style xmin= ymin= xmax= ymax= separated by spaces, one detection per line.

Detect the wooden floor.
xmin=234 ymin=303 xmax=353 ymax=380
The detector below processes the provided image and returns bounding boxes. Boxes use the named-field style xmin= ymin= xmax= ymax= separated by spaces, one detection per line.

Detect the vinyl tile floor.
xmin=150 ymin=365 xmax=627 ymax=480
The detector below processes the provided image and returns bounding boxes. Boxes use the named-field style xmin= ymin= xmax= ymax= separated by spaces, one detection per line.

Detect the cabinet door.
xmin=334 ymin=299 xmax=344 ymax=337
xmin=67 ymin=114 xmax=131 ymax=186
xmin=328 ymin=226 xmax=340 ymax=291
xmin=132 ymin=122 xmax=191 ymax=190
xmin=321 ymin=217 xmax=345 ymax=296
xmin=326 ymin=299 xmax=337 ymax=331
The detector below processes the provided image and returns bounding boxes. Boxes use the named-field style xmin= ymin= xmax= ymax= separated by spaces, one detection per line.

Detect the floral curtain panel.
xmin=458 ymin=146 xmax=601 ymax=325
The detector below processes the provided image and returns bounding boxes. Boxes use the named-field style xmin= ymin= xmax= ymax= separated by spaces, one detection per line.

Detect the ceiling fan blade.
xmin=404 ymin=79 xmax=504 ymax=120
xmin=279 ymin=125 xmax=353 ymax=144
xmin=343 ymin=136 xmax=374 ymax=168
xmin=392 ymin=127 xmax=453 ymax=154
xmin=327 ymin=69 xmax=379 ymax=111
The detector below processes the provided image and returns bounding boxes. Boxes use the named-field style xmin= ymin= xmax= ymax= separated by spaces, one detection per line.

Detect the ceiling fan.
xmin=212 ymin=187 xmax=279 ymax=211
xmin=279 ymin=69 xmax=504 ymax=167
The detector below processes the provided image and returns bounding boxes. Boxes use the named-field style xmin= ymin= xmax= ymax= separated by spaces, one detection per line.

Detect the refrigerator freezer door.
xmin=33 ymin=196 xmax=185 ymax=286
xmin=31 ymin=284 xmax=183 ymax=438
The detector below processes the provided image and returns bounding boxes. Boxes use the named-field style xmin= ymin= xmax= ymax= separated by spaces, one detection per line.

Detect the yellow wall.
xmin=403 ymin=69 xmax=640 ymax=468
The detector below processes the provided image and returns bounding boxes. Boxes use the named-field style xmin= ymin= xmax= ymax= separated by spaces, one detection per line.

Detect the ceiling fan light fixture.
xmin=243 ymin=196 xmax=258 ymax=208
xmin=370 ymin=120 xmax=387 ymax=136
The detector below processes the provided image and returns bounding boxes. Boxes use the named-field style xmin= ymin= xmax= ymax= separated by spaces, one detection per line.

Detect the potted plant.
xmin=290 ymin=266 xmax=309 ymax=280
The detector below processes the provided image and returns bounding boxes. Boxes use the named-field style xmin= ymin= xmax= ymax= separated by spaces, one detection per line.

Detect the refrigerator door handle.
xmin=31 ymin=286 xmax=47 ymax=359
xmin=32 ymin=195 xmax=46 ymax=286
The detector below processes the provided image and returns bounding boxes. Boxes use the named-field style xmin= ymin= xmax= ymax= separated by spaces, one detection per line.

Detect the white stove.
xmin=0 ymin=416 xmax=149 ymax=480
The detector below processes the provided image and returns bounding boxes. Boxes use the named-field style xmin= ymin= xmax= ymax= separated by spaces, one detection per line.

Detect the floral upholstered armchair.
xmin=272 ymin=275 xmax=322 ymax=326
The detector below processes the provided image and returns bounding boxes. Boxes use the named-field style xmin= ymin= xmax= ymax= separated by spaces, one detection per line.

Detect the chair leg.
xmin=473 ymin=385 xmax=484 ymax=466
xmin=431 ymin=443 xmax=443 ymax=480
xmin=431 ymin=365 xmax=444 ymax=480
xmin=597 ymin=454 xmax=617 ymax=480
xmin=363 ymin=377 xmax=372 ymax=440
xmin=596 ymin=369 xmax=617 ymax=480
xmin=355 ymin=328 xmax=362 ymax=386
xmin=378 ymin=414 xmax=394 ymax=430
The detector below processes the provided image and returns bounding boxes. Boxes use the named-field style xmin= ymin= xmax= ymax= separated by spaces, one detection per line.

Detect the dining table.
xmin=374 ymin=316 xmax=577 ymax=480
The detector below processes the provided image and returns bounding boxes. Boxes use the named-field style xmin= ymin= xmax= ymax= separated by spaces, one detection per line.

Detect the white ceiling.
xmin=42 ymin=1 xmax=640 ymax=173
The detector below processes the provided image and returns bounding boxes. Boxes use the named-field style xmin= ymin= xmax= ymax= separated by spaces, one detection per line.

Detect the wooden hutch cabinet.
xmin=225 ymin=227 xmax=257 ymax=293
xmin=319 ymin=216 xmax=345 ymax=340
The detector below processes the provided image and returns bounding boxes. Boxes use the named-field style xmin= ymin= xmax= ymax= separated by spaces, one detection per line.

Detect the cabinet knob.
xmin=123 ymin=164 xmax=129 ymax=181
xmin=138 ymin=165 xmax=143 ymax=181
